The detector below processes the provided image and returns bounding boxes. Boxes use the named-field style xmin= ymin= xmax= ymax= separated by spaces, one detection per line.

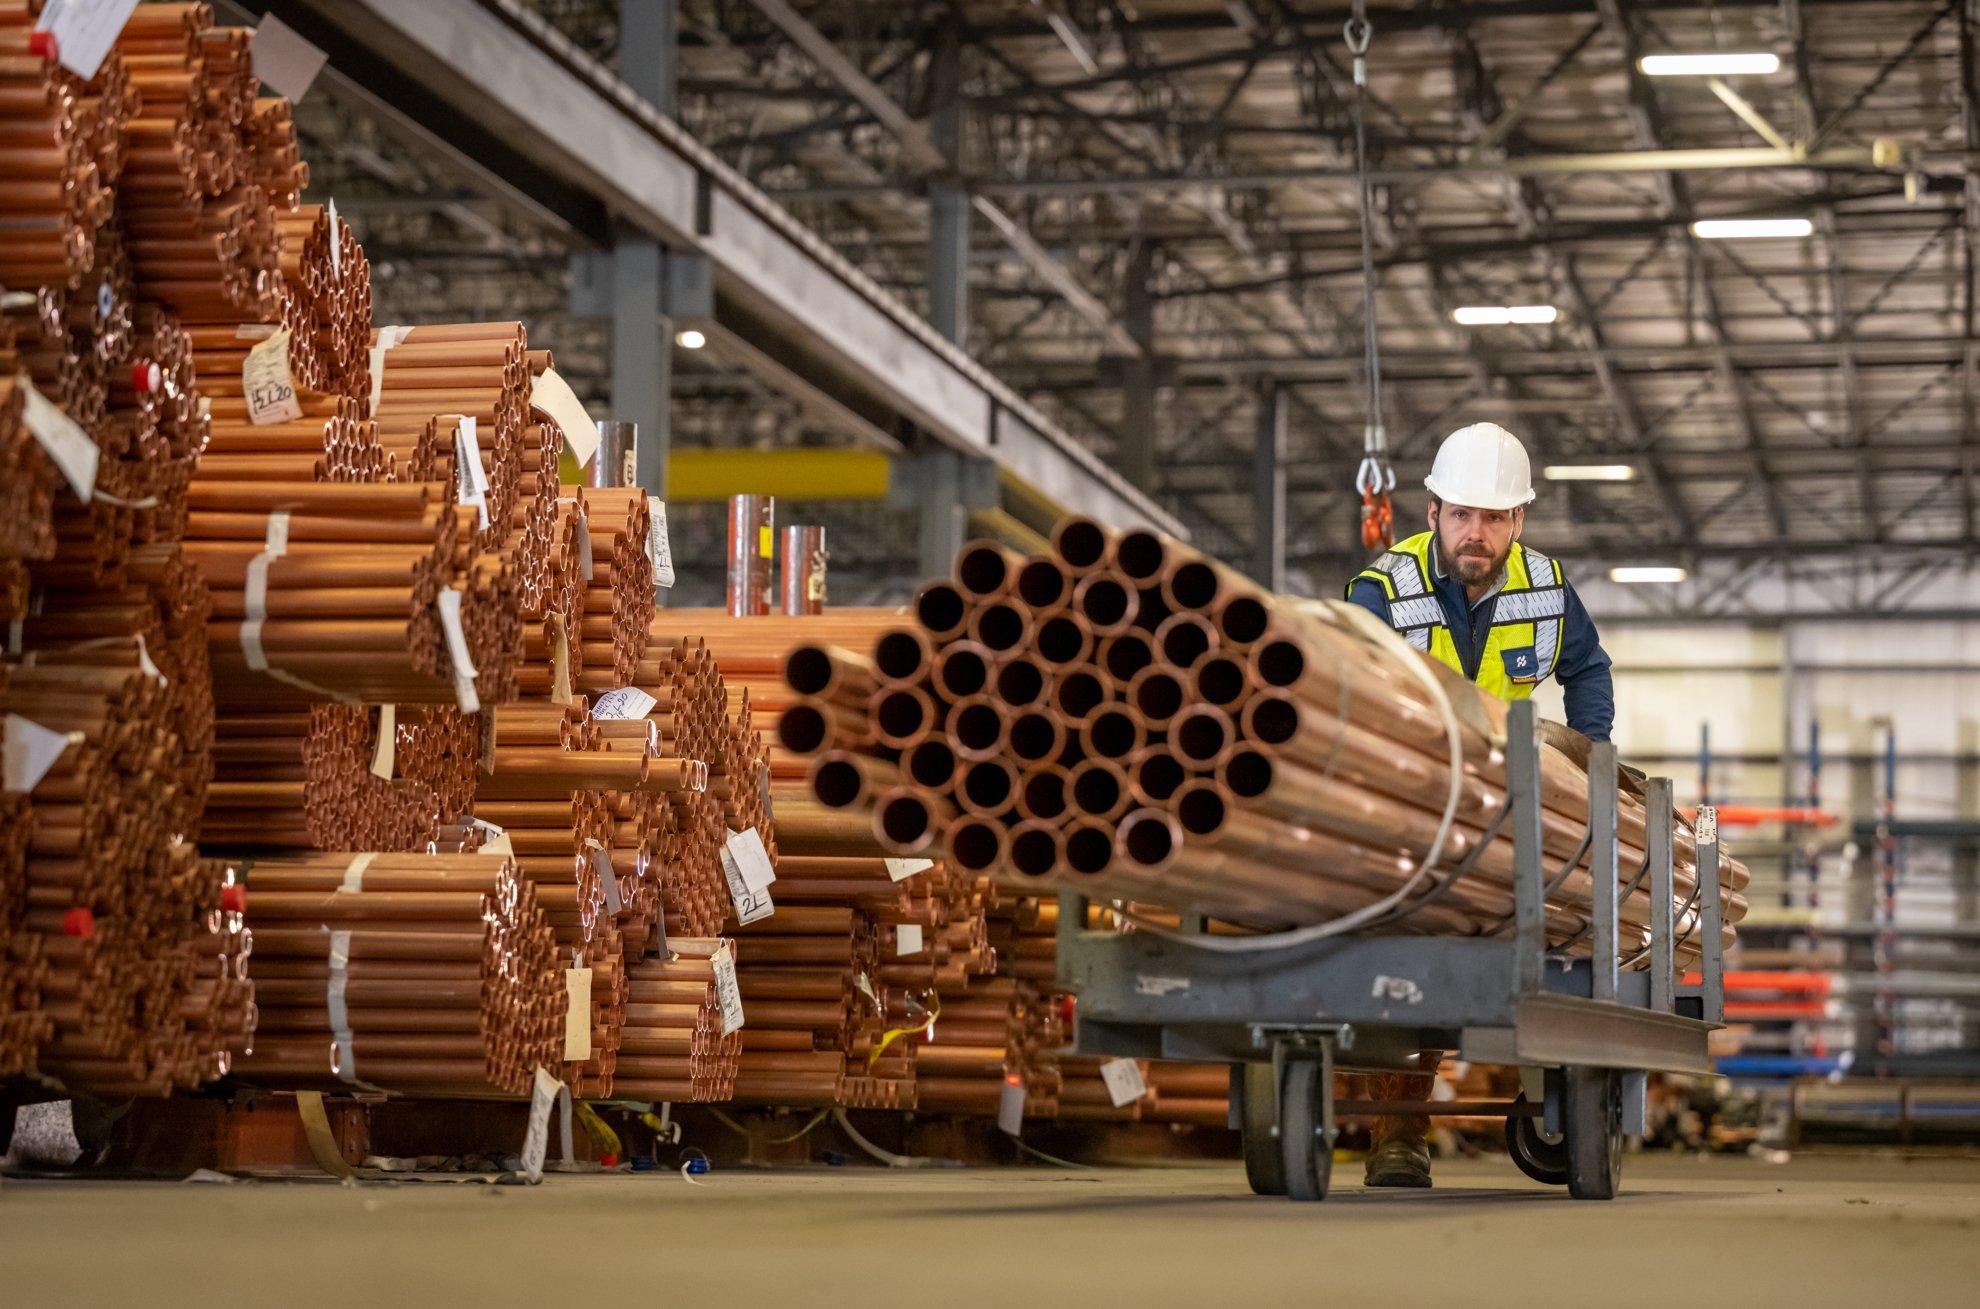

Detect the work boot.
xmin=1363 ymin=1135 xmax=1432 ymax=1188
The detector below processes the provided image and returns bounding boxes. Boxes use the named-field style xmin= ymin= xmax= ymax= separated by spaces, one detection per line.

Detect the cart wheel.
xmin=1239 ymin=1063 xmax=1286 ymax=1196
xmin=1504 ymin=1095 xmax=1568 ymax=1186
xmin=1563 ymin=1067 xmax=1624 ymax=1200
xmin=1278 ymin=1057 xmax=1333 ymax=1202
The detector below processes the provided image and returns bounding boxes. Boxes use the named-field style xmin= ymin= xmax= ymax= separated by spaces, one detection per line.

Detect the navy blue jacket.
xmin=1345 ymin=559 xmax=1615 ymax=741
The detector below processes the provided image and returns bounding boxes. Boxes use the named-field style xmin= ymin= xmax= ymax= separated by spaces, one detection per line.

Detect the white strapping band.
xmin=339 ymin=852 xmax=376 ymax=894
xmin=327 ymin=928 xmax=358 ymax=1083
xmin=239 ymin=510 xmax=356 ymax=702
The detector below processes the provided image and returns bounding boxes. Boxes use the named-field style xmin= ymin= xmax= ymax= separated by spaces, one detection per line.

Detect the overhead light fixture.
xmin=1452 ymin=305 xmax=1559 ymax=326
xmin=1691 ymin=217 xmax=1813 ymax=239
xmin=675 ymin=328 xmax=707 ymax=350
xmin=1640 ymin=52 xmax=1781 ymax=77
xmin=1610 ymin=565 xmax=1689 ymax=584
xmin=1542 ymin=464 xmax=1638 ymax=482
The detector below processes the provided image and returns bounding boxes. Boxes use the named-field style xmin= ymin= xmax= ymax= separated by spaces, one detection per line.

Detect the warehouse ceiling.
xmin=282 ymin=0 xmax=1980 ymax=614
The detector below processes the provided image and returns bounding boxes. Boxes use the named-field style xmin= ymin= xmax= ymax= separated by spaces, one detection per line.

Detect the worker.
xmin=1343 ymin=421 xmax=1615 ymax=1188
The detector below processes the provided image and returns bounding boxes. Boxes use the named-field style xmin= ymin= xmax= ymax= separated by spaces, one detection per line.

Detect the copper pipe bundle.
xmin=236 ymin=852 xmax=562 ymax=1097
xmin=0 ymin=16 xmax=123 ymax=291
xmin=613 ymin=937 xmax=740 ymax=1102
xmin=786 ymin=525 xmax=1748 ymax=973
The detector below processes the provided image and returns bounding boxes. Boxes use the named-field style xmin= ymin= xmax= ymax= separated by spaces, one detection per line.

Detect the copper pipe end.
xmin=1050 ymin=516 xmax=1113 ymax=572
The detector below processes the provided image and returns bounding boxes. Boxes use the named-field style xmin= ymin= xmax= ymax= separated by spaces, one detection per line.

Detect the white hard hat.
xmin=1424 ymin=422 xmax=1536 ymax=510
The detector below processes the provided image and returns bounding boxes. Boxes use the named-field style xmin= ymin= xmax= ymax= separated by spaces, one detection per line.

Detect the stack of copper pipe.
xmin=236 ymin=853 xmax=562 ymax=1096
xmin=784 ymin=521 xmax=1748 ymax=970
xmin=0 ymin=11 xmax=124 ymax=292
xmin=614 ymin=937 xmax=741 ymax=1102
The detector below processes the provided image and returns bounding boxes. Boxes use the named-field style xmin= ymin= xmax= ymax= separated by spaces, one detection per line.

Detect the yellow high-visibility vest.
xmin=1346 ymin=530 xmax=1566 ymax=702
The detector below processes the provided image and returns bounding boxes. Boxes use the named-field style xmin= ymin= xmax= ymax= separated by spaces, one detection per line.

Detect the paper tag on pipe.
xmin=589 ymin=843 xmax=623 ymax=916
xmin=434 ymin=589 xmax=480 ymax=713
xmin=326 ymin=197 xmax=342 ymax=282
xmin=547 ymin=611 xmax=573 ymax=706
xmin=235 ymin=324 xmax=278 ymax=341
xmin=1695 ymin=808 xmax=1717 ymax=846
xmin=997 ymin=1079 xmax=1026 ymax=1136
xmin=1099 ymin=1058 xmax=1149 ymax=1108
xmin=854 ymin=971 xmax=880 ymax=1010
xmin=21 ymin=377 xmax=98 ymax=501
xmin=5 ymin=715 xmax=80 ymax=793
xmin=338 ymin=853 xmax=375 ymax=894
xmin=563 ymin=967 xmax=593 ymax=1061
xmin=896 ymin=923 xmax=924 ymax=957
xmin=453 ymin=417 xmax=490 ymax=529
xmin=250 ymin=12 xmax=328 ymax=100
xmin=724 ymin=828 xmax=776 ymax=893
xmin=469 ymin=819 xmax=513 ymax=856
xmin=243 ymin=328 xmax=304 ymax=425
xmin=521 ymin=1067 xmax=560 ymax=1183
xmin=591 ymin=686 xmax=656 ymax=721
xmin=531 ymin=368 xmax=600 ymax=468
xmin=885 ymin=857 xmax=933 ymax=883
xmin=327 ymin=929 xmax=358 ymax=1083
xmin=134 ymin=633 xmax=165 ymax=684
xmin=720 ymin=842 xmax=775 ymax=925
xmin=35 ymin=0 xmax=142 ymax=80
xmin=369 ymin=704 xmax=396 ymax=779
xmin=646 ymin=497 xmax=675 ymax=588
xmin=711 ymin=942 xmax=744 ymax=1035
xmin=367 ymin=325 xmax=414 ymax=418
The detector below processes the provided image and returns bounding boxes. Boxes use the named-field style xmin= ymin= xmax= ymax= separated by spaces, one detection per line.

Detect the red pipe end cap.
xmin=132 ymin=361 xmax=161 ymax=393
xmin=221 ymin=885 xmax=247 ymax=913
xmin=598 ymin=1153 xmax=618 ymax=1168
xmin=28 ymin=30 xmax=57 ymax=61
xmin=1057 ymin=995 xmax=1076 ymax=1025
xmin=62 ymin=906 xmax=95 ymax=938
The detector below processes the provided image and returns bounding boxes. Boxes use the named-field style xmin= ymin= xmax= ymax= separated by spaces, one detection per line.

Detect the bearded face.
xmin=1430 ymin=499 xmax=1520 ymax=591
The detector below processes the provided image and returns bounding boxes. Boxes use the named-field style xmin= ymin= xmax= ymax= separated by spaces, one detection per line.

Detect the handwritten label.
xmin=885 ymin=857 xmax=933 ymax=883
xmin=36 ymin=0 xmax=143 ymax=80
xmin=521 ymin=1067 xmax=560 ymax=1183
xmin=711 ymin=942 xmax=744 ymax=1034
xmin=720 ymin=837 xmax=775 ymax=925
xmin=1696 ymin=807 xmax=1718 ymax=845
xmin=591 ymin=686 xmax=656 ymax=721
xmin=646 ymin=497 xmax=674 ymax=588
xmin=1099 ymin=1058 xmax=1149 ymax=1107
xmin=243 ymin=328 xmax=303 ymax=425
xmin=725 ymin=828 xmax=776 ymax=894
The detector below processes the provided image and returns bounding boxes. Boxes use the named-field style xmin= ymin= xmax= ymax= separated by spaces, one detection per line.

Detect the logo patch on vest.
xmin=1501 ymin=645 xmax=1541 ymax=683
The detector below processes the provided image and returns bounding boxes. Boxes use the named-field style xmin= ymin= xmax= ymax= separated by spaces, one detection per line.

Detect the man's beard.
xmin=1435 ymin=532 xmax=1506 ymax=589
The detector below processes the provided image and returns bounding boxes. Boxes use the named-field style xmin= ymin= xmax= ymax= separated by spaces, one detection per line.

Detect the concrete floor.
xmin=4 ymin=1152 xmax=1978 ymax=1307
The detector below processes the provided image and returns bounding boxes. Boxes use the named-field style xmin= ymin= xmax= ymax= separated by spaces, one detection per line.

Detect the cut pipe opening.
xmin=938 ymin=647 xmax=989 ymax=698
xmin=1114 ymin=529 xmax=1166 ymax=582
xmin=964 ymin=760 xmax=1015 ymax=811
xmin=1222 ymin=748 xmax=1273 ymax=798
xmin=1053 ymin=518 xmax=1108 ymax=570
xmin=1246 ymin=695 xmax=1298 ymax=746
xmin=1009 ymin=826 xmax=1059 ymax=878
xmin=1132 ymin=671 xmax=1184 ymax=722
xmin=878 ymin=794 xmax=934 ymax=847
xmin=1065 ymin=826 xmax=1113 ymax=876
xmin=875 ymin=689 xmax=928 ymax=740
xmin=1253 ymin=639 xmax=1304 ymax=687
xmin=783 ymin=645 xmax=835 ymax=696
xmin=1055 ymin=670 xmax=1106 ymax=721
xmin=1176 ymin=785 xmax=1227 ymax=836
xmin=996 ymin=659 xmax=1046 ymax=706
xmin=1016 ymin=558 xmax=1069 ymax=610
xmin=905 ymin=739 xmax=958 ymax=788
xmin=1174 ymin=710 xmax=1229 ymax=763
xmin=1120 ymin=812 xmax=1176 ymax=867
xmin=1009 ymin=711 xmax=1062 ymax=761
xmin=1072 ymin=764 xmax=1123 ymax=815
xmin=1100 ymin=633 xmax=1153 ymax=682
xmin=953 ymin=702 xmax=1004 ymax=753
xmin=1219 ymin=595 xmax=1269 ymax=646
xmin=1168 ymin=560 xmax=1219 ymax=610
xmin=1036 ymin=615 xmax=1088 ymax=666
xmin=956 ymin=544 xmax=1012 ymax=598
xmin=776 ymin=705 xmax=828 ymax=755
xmin=948 ymin=819 xmax=1005 ymax=872
xmin=973 ymin=602 xmax=1025 ymax=652
xmin=873 ymin=630 xmax=928 ymax=682
xmin=1021 ymin=770 xmax=1067 ymax=818
xmin=1085 ymin=708 xmax=1137 ymax=758
xmin=1078 ymin=578 xmax=1133 ymax=629
xmin=810 ymin=757 xmax=867 ymax=808
xmin=1160 ymin=619 xmax=1211 ymax=669
xmin=1195 ymin=656 xmax=1247 ymax=707
xmin=916 ymin=583 xmax=967 ymax=637
xmin=1132 ymin=751 xmax=1186 ymax=803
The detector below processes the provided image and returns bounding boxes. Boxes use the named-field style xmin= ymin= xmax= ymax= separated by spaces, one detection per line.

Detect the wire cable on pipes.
xmin=1010 ymin=1137 xmax=1098 ymax=1170
xmin=829 ymin=1108 xmax=963 ymax=1169
xmin=708 ymin=1108 xmax=828 ymax=1144
xmin=1346 ymin=1 xmax=1395 ymax=550
xmin=865 ymin=991 xmax=941 ymax=1068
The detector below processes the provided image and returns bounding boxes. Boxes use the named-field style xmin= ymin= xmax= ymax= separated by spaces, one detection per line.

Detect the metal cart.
xmin=1056 ymin=701 xmax=1726 ymax=1201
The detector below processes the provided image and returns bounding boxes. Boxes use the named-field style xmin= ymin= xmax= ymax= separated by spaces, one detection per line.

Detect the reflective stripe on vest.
xmin=1347 ymin=531 xmax=1565 ymax=703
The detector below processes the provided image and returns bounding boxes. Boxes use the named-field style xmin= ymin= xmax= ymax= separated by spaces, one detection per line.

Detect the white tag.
xmin=4 ymin=715 xmax=79 ymax=793
xmin=589 ymin=843 xmax=623 ymax=915
xmin=21 ymin=377 xmax=98 ymax=501
xmin=591 ymin=686 xmax=656 ymax=721
xmin=521 ymin=1067 xmax=560 ymax=1183
xmin=572 ymin=509 xmax=595 ymax=579
xmin=997 ymin=1080 xmax=1026 ymax=1136
xmin=725 ymin=828 xmax=776 ymax=894
xmin=327 ymin=929 xmax=357 ymax=1082
xmin=367 ymin=324 xmax=414 ymax=417
xmin=369 ymin=704 xmax=396 ymax=779
xmin=453 ymin=417 xmax=490 ymax=529
xmin=134 ymin=634 xmax=165 ymax=684
xmin=1099 ymin=1058 xmax=1149 ymax=1108
xmin=646 ymin=497 xmax=674 ymax=588
xmin=326 ymin=197 xmax=342 ymax=281
xmin=469 ymin=819 xmax=513 ymax=856
xmin=434 ymin=589 xmax=479 ymax=713
xmin=531 ymin=368 xmax=600 ymax=467
xmin=563 ymin=968 xmax=593 ymax=1061
xmin=235 ymin=324 xmax=278 ymax=341
xmin=720 ymin=842 xmax=775 ymax=925
xmin=711 ymin=942 xmax=744 ymax=1035
xmin=338 ymin=853 xmax=374 ymax=894
xmin=1696 ymin=807 xmax=1718 ymax=845
xmin=250 ymin=12 xmax=328 ymax=100
xmin=896 ymin=923 xmax=924 ymax=957
xmin=35 ymin=0 xmax=142 ymax=80
xmin=885 ymin=857 xmax=933 ymax=883
xmin=243 ymin=328 xmax=304 ymax=425
xmin=854 ymin=971 xmax=880 ymax=1008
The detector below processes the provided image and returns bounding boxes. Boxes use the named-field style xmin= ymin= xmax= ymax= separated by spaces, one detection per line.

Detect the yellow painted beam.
xmin=666 ymin=449 xmax=893 ymax=501
xmin=969 ymin=506 xmax=1052 ymax=555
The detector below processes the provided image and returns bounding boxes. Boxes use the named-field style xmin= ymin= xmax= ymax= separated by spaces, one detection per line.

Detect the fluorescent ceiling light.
xmin=1609 ymin=565 xmax=1689 ymax=584
xmin=1452 ymin=305 xmax=1558 ymax=326
xmin=1691 ymin=217 xmax=1813 ymax=239
xmin=1542 ymin=464 xmax=1638 ymax=482
xmin=675 ymin=328 xmax=708 ymax=349
xmin=1640 ymin=52 xmax=1781 ymax=77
